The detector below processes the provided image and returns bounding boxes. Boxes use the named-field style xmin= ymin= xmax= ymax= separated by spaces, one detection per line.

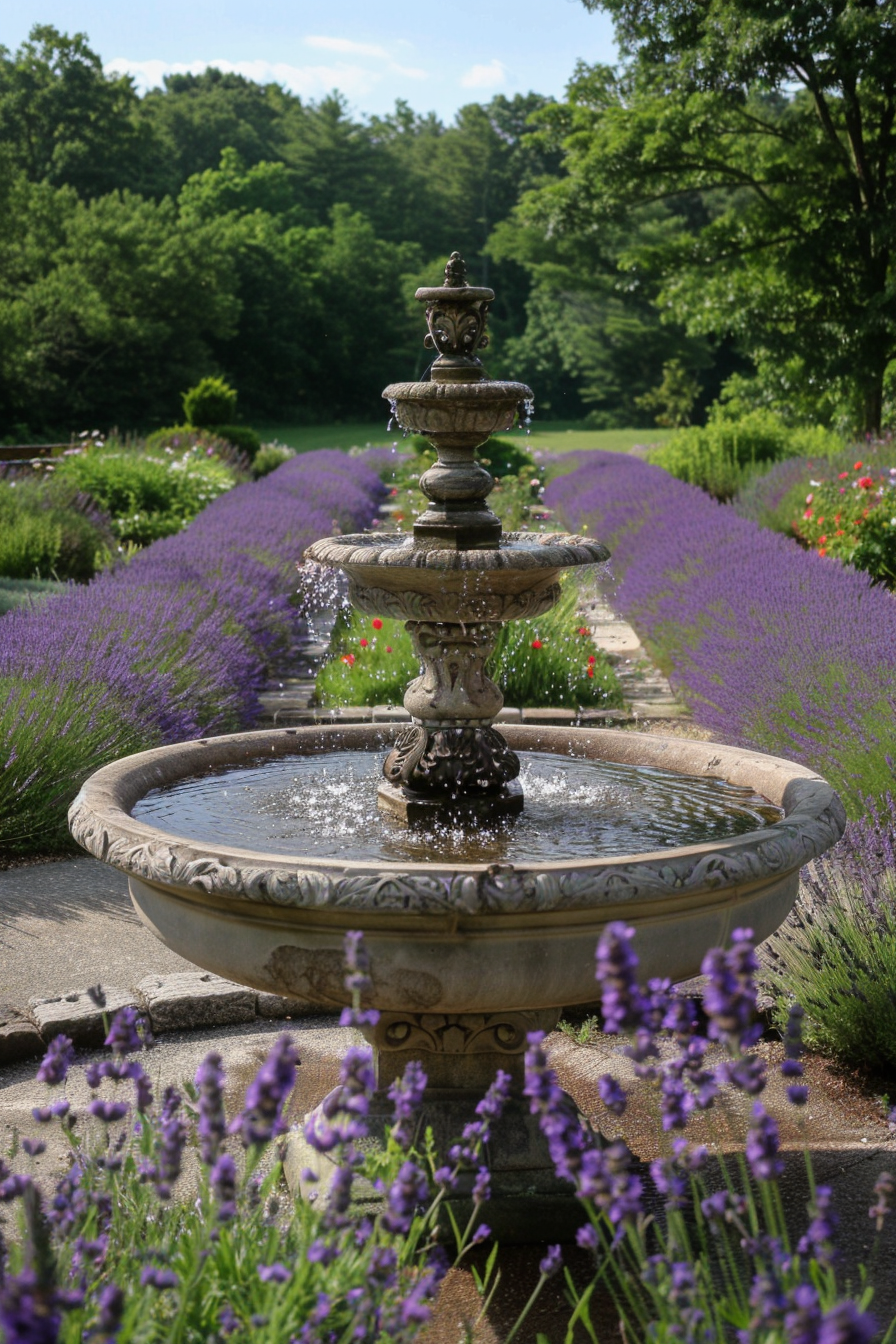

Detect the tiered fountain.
xmin=69 ymin=254 xmax=845 ymax=1239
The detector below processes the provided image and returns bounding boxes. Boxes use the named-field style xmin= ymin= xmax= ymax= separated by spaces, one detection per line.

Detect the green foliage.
xmin=0 ymin=676 xmax=152 ymax=851
xmin=316 ymin=581 xmax=622 ymax=710
xmin=251 ymin=444 xmax=295 ymax=478
xmin=647 ymin=412 xmax=844 ymax=501
xmin=544 ymin=4 xmax=896 ymax=433
xmin=0 ymin=476 xmax=113 ymax=580
xmin=55 ymin=443 xmax=236 ymax=546
xmin=0 ymin=576 xmax=65 ymax=614
xmin=205 ymin=424 xmax=261 ymax=458
xmin=182 ymin=375 xmax=238 ymax=428
xmin=636 ymin=358 xmax=701 ymax=428
xmin=764 ymin=867 xmax=896 ymax=1073
xmin=792 ymin=456 xmax=896 ymax=587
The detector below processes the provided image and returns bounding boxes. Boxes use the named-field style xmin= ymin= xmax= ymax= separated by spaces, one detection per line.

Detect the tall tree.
xmin=568 ymin=0 xmax=896 ymax=432
xmin=0 ymin=26 xmax=155 ymax=199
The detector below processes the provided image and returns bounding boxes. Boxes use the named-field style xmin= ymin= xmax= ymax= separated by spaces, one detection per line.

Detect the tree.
xmin=0 ymin=26 xmax=155 ymax=199
xmin=566 ymin=0 xmax=896 ymax=433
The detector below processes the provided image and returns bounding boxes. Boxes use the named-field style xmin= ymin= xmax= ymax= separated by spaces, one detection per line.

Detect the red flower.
xmin=372 ymin=619 xmax=383 ymax=630
xmin=858 ymin=476 xmax=874 ymax=489
xmin=588 ymin=655 xmax=596 ymax=665
xmin=587 ymin=667 xmax=595 ymax=679
xmin=838 ymin=471 xmax=849 ymax=479
xmin=577 ymin=626 xmax=589 ymax=636
xmin=854 ymin=461 xmax=863 ymax=470
xmin=385 ymin=646 xmax=392 ymax=653
xmin=341 ymin=654 xmax=355 ymax=667
xmin=819 ymin=548 xmax=828 ymax=556
xmin=531 ymin=639 xmax=542 ymax=649
xmin=359 ymin=638 xmax=368 ymax=647
xmin=818 ymin=535 xmax=827 ymax=545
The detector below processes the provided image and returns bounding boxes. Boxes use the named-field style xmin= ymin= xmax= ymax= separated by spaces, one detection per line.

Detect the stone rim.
xmin=68 ymin=725 xmax=846 ymax=916
xmin=305 ymin=531 xmax=611 ymax=570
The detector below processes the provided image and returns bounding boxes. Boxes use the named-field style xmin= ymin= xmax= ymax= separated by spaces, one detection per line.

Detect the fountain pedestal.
xmin=287 ymin=1006 xmax=590 ymax=1244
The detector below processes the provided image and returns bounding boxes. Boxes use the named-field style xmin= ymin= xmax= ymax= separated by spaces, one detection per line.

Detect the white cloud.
xmin=460 ymin=59 xmax=507 ymax=90
xmin=106 ymin=57 xmax=386 ymax=100
xmin=304 ymin=36 xmax=389 ymax=59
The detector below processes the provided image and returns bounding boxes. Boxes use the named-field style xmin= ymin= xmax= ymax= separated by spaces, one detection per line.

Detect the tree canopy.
xmin=565 ymin=0 xmax=896 ymax=432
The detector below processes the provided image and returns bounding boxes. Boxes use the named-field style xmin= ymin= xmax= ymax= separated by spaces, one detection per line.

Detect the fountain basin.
xmin=68 ymin=724 xmax=845 ymax=1016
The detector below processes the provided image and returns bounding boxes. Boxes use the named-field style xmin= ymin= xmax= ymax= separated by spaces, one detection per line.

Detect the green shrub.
xmin=182 ymin=375 xmax=238 ymax=428
xmin=0 ymin=477 xmax=113 ymax=581
xmin=252 ymin=443 xmax=295 ymax=478
xmin=316 ymin=580 xmax=623 ymax=710
xmin=647 ymin=411 xmax=844 ymax=500
xmin=764 ymin=864 xmax=896 ymax=1073
xmin=206 ymin=423 xmax=262 ymax=459
xmin=55 ymin=444 xmax=236 ymax=547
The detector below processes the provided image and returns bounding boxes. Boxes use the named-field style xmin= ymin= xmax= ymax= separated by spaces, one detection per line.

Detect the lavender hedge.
xmin=0 ymin=451 xmax=384 ymax=854
xmin=546 ymin=452 xmax=896 ymax=811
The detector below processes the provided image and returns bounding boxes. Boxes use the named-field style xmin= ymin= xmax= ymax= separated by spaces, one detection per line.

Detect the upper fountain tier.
xmin=305 ymin=250 xmax=610 ymax=621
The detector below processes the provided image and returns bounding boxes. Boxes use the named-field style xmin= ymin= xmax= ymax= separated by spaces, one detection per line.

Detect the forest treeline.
xmin=2 ymin=7 xmax=895 ymax=438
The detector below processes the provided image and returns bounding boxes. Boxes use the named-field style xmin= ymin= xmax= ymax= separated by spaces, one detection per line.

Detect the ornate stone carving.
xmin=367 ymin=1009 xmax=560 ymax=1057
xmin=417 ymin=251 xmax=493 ymax=367
xmin=403 ymin=621 xmax=503 ymax=722
xmin=67 ymin=767 xmax=847 ymax=916
xmin=347 ymin=579 xmax=562 ymax=625
xmin=383 ymin=724 xmax=520 ymax=795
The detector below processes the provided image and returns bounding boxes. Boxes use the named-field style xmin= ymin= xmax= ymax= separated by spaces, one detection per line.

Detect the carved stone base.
xmin=382 ymin=723 xmax=521 ymax=796
xmin=283 ymin=1006 xmax=589 ymax=1243
xmin=377 ymin=778 xmax=523 ymax=826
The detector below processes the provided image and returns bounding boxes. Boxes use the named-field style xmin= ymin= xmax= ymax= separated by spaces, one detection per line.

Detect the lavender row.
xmin=0 ymin=451 xmax=385 ymax=853
xmin=545 ymin=451 xmax=896 ymax=810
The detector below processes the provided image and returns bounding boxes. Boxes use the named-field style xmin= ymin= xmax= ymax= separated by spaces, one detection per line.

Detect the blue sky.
xmin=1 ymin=1 xmax=619 ymax=122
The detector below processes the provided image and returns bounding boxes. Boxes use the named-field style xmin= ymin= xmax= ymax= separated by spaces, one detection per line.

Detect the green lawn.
xmin=258 ymin=421 xmax=674 ymax=455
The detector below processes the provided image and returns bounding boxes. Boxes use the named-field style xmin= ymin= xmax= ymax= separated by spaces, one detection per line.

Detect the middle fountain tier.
xmin=306 ymin=252 xmax=609 ymax=823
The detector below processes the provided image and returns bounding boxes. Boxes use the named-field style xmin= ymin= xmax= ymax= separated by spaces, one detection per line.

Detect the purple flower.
xmin=576 ymin=1222 xmax=599 ymax=1249
xmin=597 ymin=1074 xmax=627 ymax=1116
xmin=104 ymin=1006 xmax=144 ymax=1056
xmin=595 ymin=922 xmax=645 ymax=1034
xmin=257 ymin=1263 xmax=291 ymax=1284
xmin=798 ymin=1184 xmax=838 ymax=1265
xmin=210 ymin=1153 xmax=237 ymax=1222
xmin=539 ymin=1245 xmax=562 ymax=1277
xmin=869 ymin=1171 xmax=894 ymax=1230
xmin=471 ymin=1167 xmax=491 ymax=1204
xmin=701 ymin=929 xmax=762 ymax=1052
xmin=745 ymin=1103 xmax=784 ymax=1182
xmin=153 ymin=1089 xmax=188 ymax=1199
xmin=140 ymin=1267 xmax=178 ymax=1289
xmin=31 ymin=1101 xmax=70 ymax=1124
xmin=231 ymin=1034 xmax=298 ymax=1147
xmin=88 ymin=1099 xmax=129 ymax=1124
xmin=97 ymin=1283 xmax=125 ymax=1337
xmin=343 ymin=929 xmax=373 ymax=997
xmin=36 ymin=1036 xmax=74 ymax=1087
xmin=381 ymin=1160 xmax=428 ymax=1235
xmin=0 ymin=1268 xmax=61 ymax=1344
xmin=21 ymin=1139 xmax=45 ymax=1158
xmin=195 ymin=1051 xmax=226 ymax=1165
xmin=817 ymin=1301 xmax=876 ymax=1344
xmin=388 ymin=1059 xmax=427 ymax=1150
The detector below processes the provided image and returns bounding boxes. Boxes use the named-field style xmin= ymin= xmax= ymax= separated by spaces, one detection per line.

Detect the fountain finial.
xmin=444 ymin=251 xmax=467 ymax=287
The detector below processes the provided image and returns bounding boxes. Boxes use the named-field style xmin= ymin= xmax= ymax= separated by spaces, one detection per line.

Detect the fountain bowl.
xmin=69 ymin=723 xmax=845 ymax=1019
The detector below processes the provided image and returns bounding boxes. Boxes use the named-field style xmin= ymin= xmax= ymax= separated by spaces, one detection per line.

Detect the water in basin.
xmin=132 ymin=750 xmax=783 ymax=866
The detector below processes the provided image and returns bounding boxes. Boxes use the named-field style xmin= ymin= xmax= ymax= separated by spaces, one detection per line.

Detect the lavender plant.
xmin=0 ymin=932 xmax=557 ymax=1344
xmin=524 ymin=922 xmax=895 ymax=1343
xmin=545 ymin=451 xmax=896 ymax=810
xmin=0 ymin=451 xmax=386 ymax=855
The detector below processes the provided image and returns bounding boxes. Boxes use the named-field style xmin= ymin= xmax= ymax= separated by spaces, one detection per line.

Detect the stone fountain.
xmin=69 ymin=253 xmax=846 ymax=1240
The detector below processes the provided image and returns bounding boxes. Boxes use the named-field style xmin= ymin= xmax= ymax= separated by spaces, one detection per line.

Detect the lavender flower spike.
xmin=231 ymin=1034 xmax=299 ymax=1147
xmin=36 ymin=1035 xmax=74 ymax=1086
xmin=745 ymin=1103 xmax=784 ymax=1182
xmin=195 ymin=1051 xmax=227 ymax=1165
xmin=595 ymin=922 xmax=645 ymax=1034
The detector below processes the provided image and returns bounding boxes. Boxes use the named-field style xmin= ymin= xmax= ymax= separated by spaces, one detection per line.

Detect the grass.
xmin=0 ymin=576 xmax=67 ymax=614
xmin=258 ymin=421 xmax=674 ymax=456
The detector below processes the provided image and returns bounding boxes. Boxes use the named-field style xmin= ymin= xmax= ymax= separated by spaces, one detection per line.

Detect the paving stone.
xmin=29 ymin=988 xmax=137 ymax=1046
xmin=0 ymin=1020 xmax=43 ymax=1065
xmin=137 ymin=972 xmax=256 ymax=1033
xmin=255 ymin=992 xmax=320 ymax=1020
